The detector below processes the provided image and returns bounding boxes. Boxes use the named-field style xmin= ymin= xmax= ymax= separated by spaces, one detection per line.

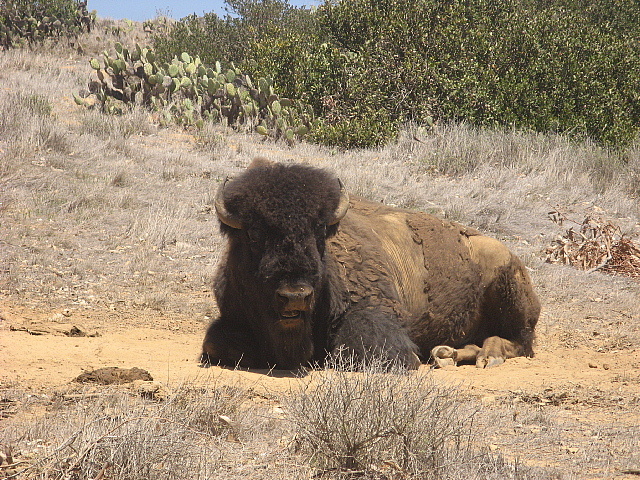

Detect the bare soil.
xmin=2 ymin=277 xmax=640 ymax=478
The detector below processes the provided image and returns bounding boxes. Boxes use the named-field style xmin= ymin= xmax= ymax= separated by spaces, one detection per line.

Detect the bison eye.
xmin=315 ymin=224 xmax=327 ymax=238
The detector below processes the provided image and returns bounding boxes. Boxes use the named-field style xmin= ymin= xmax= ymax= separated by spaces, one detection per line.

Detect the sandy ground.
xmin=2 ymin=298 xmax=640 ymax=478
xmin=2 ymin=300 xmax=639 ymax=396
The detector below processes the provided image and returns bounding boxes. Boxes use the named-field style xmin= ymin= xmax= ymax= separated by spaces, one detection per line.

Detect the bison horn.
xmin=214 ymin=178 xmax=243 ymax=229
xmin=328 ymin=179 xmax=350 ymax=225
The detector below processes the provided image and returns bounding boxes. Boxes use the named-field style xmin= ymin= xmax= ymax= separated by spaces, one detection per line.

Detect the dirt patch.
xmin=73 ymin=366 xmax=153 ymax=385
xmin=2 ymin=302 xmax=640 ymax=478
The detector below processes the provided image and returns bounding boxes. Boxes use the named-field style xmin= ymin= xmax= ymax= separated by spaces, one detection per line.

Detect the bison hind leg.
xmin=430 ymin=338 xmax=522 ymax=368
xmin=430 ymin=344 xmax=481 ymax=368
xmin=475 ymin=336 xmax=525 ymax=368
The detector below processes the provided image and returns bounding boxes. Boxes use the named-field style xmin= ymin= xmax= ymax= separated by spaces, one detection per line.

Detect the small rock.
xmin=0 ymin=445 xmax=13 ymax=465
xmin=218 ymin=416 xmax=240 ymax=443
xmin=218 ymin=415 xmax=233 ymax=426
xmin=132 ymin=380 xmax=169 ymax=401
xmin=83 ymin=95 xmax=97 ymax=108
xmin=480 ymin=395 xmax=497 ymax=405
xmin=278 ymin=435 xmax=292 ymax=448
xmin=271 ymin=406 xmax=286 ymax=419
xmin=603 ymin=364 xmax=610 ymax=370
xmin=588 ymin=362 xmax=598 ymax=368
xmin=49 ymin=313 xmax=66 ymax=322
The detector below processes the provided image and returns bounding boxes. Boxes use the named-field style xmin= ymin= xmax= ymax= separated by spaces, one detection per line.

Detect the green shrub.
xmin=152 ymin=0 xmax=317 ymax=67
xmin=317 ymin=0 xmax=640 ymax=149
xmin=309 ymin=109 xmax=397 ymax=149
xmin=0 ymin=0 xmax=94 ymax=49
xmin=148 ymin=0 xmax=640 ymax=149
xmin=152 ymin=13 xmax=235 ymax=68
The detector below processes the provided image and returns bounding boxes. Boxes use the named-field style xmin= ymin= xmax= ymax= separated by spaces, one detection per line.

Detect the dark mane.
xmin=220 ymin=163 xmax=342 ymax=234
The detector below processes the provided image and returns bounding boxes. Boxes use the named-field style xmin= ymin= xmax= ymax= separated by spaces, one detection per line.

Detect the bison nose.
xmin=276 ymin=284 xmax=314 ymax=312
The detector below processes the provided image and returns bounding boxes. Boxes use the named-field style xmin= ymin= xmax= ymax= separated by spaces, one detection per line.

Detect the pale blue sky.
xmin=88 ymin=0 xmax=316 ymax=22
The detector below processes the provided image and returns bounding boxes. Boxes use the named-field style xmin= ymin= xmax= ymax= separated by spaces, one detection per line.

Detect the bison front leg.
xmin=201 ymin=318 xmax=256 ymax=368
xmin=331 ymin=301 xmax=421 ymax=369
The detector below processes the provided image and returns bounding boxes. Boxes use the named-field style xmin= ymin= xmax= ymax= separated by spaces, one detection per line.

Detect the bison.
xmin=202 ymin=158 xmax=540 ymax=370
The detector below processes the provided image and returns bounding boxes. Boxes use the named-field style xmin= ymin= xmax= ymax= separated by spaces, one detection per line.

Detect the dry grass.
xmin=287 ymin=352 xmax=468 ymax=475
xmin=285 ymin=352 xmax=544 ymax=480
xmin=0 ymin=378 xmax=272 ymax=480
xmin=1 ymin=367 xmax=549 ymax=480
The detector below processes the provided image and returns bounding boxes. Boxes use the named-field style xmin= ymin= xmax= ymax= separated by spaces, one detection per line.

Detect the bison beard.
xmin=201 ymin=159 xmax=540 ymax=370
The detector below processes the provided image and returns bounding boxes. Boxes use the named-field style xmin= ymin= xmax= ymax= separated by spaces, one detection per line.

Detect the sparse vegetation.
xmin=0 ymin=380 xmax=258 ymax=479
xmin=287 ymin=352 xmax=470 ymax=476
xmin=1 ymin=366 xmax=552 ymax=480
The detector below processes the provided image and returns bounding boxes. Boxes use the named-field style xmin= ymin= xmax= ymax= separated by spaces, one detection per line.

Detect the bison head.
xmin=214 ymin=159 xmax=349 ymax=335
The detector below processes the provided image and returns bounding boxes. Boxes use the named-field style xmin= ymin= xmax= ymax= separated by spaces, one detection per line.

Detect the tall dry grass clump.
xmin=0 ymin=91 xmax=68 ymax=165
xmin=285 ymin=351 xmax=469 ymax=477
xmin=284 ymin=352 xmax=543 ymax=479
xmin=1 ymin=381 xmax=252 ymax=480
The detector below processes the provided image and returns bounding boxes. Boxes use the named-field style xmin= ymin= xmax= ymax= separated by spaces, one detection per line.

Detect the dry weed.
xmin=284 ymin=352 xmax=539 ymax=479
xmin=545 ymin=210 xmax=640 ymax=277
xmin=0 ymin=380 xmax=253 ymax=480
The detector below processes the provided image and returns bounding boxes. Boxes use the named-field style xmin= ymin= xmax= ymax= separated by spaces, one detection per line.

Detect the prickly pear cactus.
xmin=78 ymin=43 xmax=315 ymax=143
xmin=0 ymin=0 xmax=95 ymax=49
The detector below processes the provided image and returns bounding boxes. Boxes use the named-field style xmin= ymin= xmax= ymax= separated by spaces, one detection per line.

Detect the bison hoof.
xmin=408 ymin=352 xmax=422 ymax=370
xmin=430 ymin=345 xmax=457 ymax=368
xmin=476 ymin=355 xmax=504 ymax=369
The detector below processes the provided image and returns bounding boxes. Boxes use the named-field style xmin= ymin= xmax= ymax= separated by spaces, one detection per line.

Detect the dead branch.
xmin=545 ymin=213 xmax=640 ymax=278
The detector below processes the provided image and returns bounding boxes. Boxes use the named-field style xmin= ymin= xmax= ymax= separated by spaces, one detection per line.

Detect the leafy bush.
xmin=0 ymin=0 xmax=94 ymax=49
xmin=147 ymin=0 xmax=640 ymax=149
xmin=151 ymin=13 xmax=234 ymax=68
xmin=152 ymin=0 xmax=317 ymax=68
xmin=309 ymin=109 xmax=397 ymax=149
xmin=317 ymin=0 xmax=640 ymax=148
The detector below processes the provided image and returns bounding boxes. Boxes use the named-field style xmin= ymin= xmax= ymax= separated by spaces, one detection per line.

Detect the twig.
xmin=586 ymin=255 xmax=611 ymax=274
xmin=93 ymin=461 xmax=111 ymax=480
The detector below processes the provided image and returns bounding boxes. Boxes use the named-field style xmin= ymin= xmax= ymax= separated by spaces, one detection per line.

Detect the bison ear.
xmin=247 ymin=157 xmax=274 ymax=170
xmin=328 ymin=179 xmax=350 ymax=225
xmin=214 ymin=178 xmax=243 ymax=229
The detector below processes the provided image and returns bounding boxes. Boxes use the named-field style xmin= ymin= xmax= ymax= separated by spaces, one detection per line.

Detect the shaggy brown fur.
xmin=202 ymin=160 xmax=540 ymax=369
